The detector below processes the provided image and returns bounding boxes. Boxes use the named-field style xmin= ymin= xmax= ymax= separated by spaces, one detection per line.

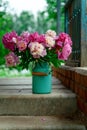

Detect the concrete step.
xmin=0 ymin=77 xmax=77 ymax=116
xmin=0 ymin=77 xmax=59 ymax=89
xmin=0 ymin=116 xmax=86 ymax=130
xmin=0 ymin=88 xmax=77 ymax=116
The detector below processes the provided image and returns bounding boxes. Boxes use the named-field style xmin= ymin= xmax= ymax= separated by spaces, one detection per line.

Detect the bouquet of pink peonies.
xmin=2 ymin=30 xmax=72 ymax=69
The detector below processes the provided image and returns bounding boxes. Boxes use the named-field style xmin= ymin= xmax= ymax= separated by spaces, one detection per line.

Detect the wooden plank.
xmin=81 ymin=0 xmax=87 ymax=66
xmin=64 ymin=0 xmax=73 ymax=10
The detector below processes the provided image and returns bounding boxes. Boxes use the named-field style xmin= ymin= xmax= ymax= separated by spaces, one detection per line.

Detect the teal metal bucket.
xmin=32 ymin=62 xmax=52 ymax=94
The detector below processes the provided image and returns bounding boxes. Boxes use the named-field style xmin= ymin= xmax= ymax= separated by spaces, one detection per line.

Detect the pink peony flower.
xmin=55 ymin=32 xmax=72 ymax=47
xmin=45 ymin=36 xmax=55 ymax=48
xmin=64 ymin=36 xmax=72 ymax=46
xmin=58 ymin=44 xmax=72 ymax=60
xmin=28 ymin=42 xmax=47 ymax=58
xmin=56 ymin=41 xmax=63 ymax=48
xmin=37 ymin=34 xmax=46 ymax=43
xmin=29 ymin=32 xmax=40 ymax=42
xmin=46 ymin=30 xmax=56 ymax=38
xmin=20 ymin=31 xmax=30 ymax=43
xmin=56 ymin=32 xmax=68 ymax=42
xmin=2 ymin=31 xmax=18 ymax=51
xmin=17 ymin=40 xmax=27 ymax=51
xmin=5 ymin=52 xmax=19 ymax=67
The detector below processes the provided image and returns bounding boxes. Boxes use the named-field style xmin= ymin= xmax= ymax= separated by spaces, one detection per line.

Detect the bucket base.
xmin=32 ymin=91 xmax=51 ymax=94
xmin=32 ymin=75 xmax=52 ymax=94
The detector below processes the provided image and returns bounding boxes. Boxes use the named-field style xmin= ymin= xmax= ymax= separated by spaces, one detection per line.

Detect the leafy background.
xmin=0 ymin=0 xmax=65 ymax=77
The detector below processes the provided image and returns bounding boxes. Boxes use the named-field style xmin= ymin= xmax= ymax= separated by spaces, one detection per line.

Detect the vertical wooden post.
xmin=81 ymin=0 xmax=87 ymax=66
xmin=57 ymin=0 xmax=61 ymax=34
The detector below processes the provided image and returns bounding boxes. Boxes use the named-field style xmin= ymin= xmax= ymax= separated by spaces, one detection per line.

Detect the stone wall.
xmin=53 ymin=66 xmax=87 ymax=116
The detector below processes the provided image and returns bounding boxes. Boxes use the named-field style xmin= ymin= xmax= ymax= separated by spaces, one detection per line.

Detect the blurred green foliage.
xmin=13 ymin=11 xmax=36 ymax=34
xmin=36 ymin=0 xmax=65 ymax=33
xmin=36 ymin=0 xmax=57 ymax=33
xmin=0 ymin=66 xmax=31 ymax=77
xmin=0 ymin=0 xmax=13 ymax=65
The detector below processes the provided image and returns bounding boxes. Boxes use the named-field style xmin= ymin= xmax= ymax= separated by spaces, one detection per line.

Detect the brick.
xmin=65 ymin=70 xmax=68 ymax=77
xmin=69 ymin=70 xmax=72 ymax=79
xmin=68 ymin=70 xmax=71 ymax=78
xmin=75 ymin=72 xmax=81 ymax=83
xmin=58 ymin=74 xmax=61 ymax=80
xmin=70 ymin=80 xmax=75 ymax=91
xmin=81 ymin=75 xmax=87 ymax=87
xmin=77 ymin=96 xmax=85 ymax=112
xmin=63 ymin=69 xmax=66 ymax=76
xmin=85 ymin=88 xmax=87 ymax=101
xmin=71 ymin=71 xmax=75 ymax=81
xmin=78 ymin=86 xmax=86 ymax=101
xmin=64 ymin=78 xmax=69 ymax=88
xmin=65 ymin=70 xmax=69 ymax=78
xmin=77 ymin=97 xmax=87 ymax=116
xmin=61 ymin=76 xmax=65 ymax=84
xmin=74 ymin=83 xmax=79 ymax=95
xmin=84 ymin=103 xmax=87 ymax=116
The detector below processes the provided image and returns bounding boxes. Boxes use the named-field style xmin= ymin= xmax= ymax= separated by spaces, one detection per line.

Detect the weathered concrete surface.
xmin=0 ymin=77 xmax=59 ymax=89
xmin=0 ymin=116 xmax=86 ymax=130
xmin=0 ymin=77 xmax=77 ymax=116
xmin=0 ymin=77 xmax=86 ymax=129
xmin=0 ymin=87 xmax=77 ymax=116
xmin=0 ymin=77 xmax=32 ymax=89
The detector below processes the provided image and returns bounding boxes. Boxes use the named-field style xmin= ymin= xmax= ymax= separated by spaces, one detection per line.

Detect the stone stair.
xmin=0 ymin=77 xmax=86 ymax=130
xmin=0 ymin=116 xmax=86 ymax=130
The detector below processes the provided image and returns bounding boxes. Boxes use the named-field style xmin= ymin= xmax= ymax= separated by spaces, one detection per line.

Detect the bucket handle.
xmin=32 ymin=72 xmax=48 ymax=76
